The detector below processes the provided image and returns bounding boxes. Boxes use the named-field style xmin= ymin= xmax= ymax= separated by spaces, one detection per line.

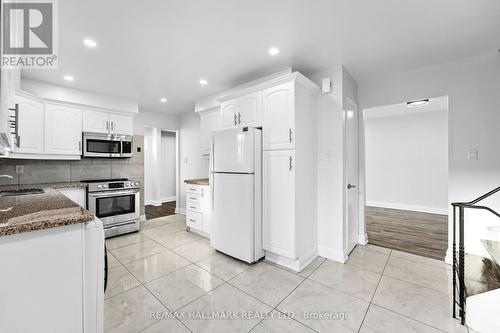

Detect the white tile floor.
xmin=104 ymin=214 xmax=470 ymax=333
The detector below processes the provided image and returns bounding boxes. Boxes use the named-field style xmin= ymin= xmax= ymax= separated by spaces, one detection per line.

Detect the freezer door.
xmin=213 ymin=127 xmax=256 ymax=173
xmin=210 ymin=173 xmax=255 ymax=263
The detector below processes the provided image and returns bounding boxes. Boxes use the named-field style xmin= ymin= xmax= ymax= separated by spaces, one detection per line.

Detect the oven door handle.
xmin=88 ymin=190 xmax=140 ymax=198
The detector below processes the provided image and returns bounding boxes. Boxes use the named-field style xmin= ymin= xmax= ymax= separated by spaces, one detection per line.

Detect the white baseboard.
xmin=265 ymin=247 xmax=317 ymax=272
xmin=445 ymin=247 xmax=453 ymax=265
xmin=146 ymin=197 xmax=176 ymax=206
xmin=176 ymin=208 xmax=186 ymax=215
xmin=366 ymin=201 xmax=448 ymax=215
xmin=140 ymin=214 xmax=146 ymax=222
xmin=160 ymin=196 xmax=176 ymax=203
xmin=358 ymin=233 xmax=368 ymax=245
xmin=318 ymin=245 xmax=347 ymax=263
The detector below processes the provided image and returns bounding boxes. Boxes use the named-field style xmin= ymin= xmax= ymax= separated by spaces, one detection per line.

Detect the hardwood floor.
xmin=145 ymin=201 xmax=176 ymax=220
xmin=366 ymin=206 xmax=448 ymax=260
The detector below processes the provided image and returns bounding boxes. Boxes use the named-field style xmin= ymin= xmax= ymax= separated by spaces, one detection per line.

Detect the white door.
xmin=238 ymin=91 xmax=261 ymax=127
xmin=83 ymin=110 xmax=109 ymax=134
xmin=263 ymin=150 xmax=296 ymax=258
xmin=262 ymin=82 xmax=295 ymax=150
xmin=345 ymin=98 xmax=359 ymax=254
xmin=13 ymin=94 xmax=44 ymax=154
xmin=200 ymin=109 xmax=219 ymax=155
xmin=109 ymin=114 xmax=133 ymax=135
xmin=211 ymin=173 xmax=255 ymax=263
xmin=213 ymin=127 xmax=255 ymax=173
xmin=44 ymin=104 xmax=82 ymax=155
xmin=220 ymin=99 xmax=237 ymax=128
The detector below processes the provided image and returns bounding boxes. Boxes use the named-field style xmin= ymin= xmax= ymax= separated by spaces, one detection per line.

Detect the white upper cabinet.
xmin=263 ymin=150 xmax=296 ymax=258
xmin=109 ymin=113 xmax=133 ymax=135
xmin=13 ymin=94 xmax=45 ymax=154
xmin=262 ymin=81 xmax=295 ymax=150
xmin=44 ymin=104 xmax=82 ymax=155
xmin=83 ymin=110 xmax=109 ymax=134
xmin=237 ymin=91 xmax=261 ymax=127
xmin=83 ymin=110 xmax=133 ymax=135
xmin=221 ymin=99 xmax=238 ymax=128
xmin=200 ymin=108 xmax=220 ymax=155
xmin=0 ymin=69 xmax=18 ymax=143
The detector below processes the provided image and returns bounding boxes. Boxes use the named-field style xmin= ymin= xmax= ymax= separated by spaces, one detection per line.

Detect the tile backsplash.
xmin=0 ymin=135 xmax=145 ymax=214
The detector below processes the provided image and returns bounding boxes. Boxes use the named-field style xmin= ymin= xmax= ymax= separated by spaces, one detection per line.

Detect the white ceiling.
xmin=22 ymin=0 xmax=500 ymax=114
xmin=364 ymin=96 xmax=448 ymax=120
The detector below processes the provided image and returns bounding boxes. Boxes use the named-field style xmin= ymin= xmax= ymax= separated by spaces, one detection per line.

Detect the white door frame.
xmin=161 ymin=129 xmax=180 ymax=211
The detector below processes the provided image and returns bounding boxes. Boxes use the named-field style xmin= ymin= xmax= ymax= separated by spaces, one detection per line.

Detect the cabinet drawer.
xmin=186 ymin=186 xmax=201 ymax=195
xmin=186 ymin=193 xmax=201 ymax=203
xmin=186 ymin=211 xmax=203 ymax=230
xmin=186 ymin=200 xmax=201 ymax=212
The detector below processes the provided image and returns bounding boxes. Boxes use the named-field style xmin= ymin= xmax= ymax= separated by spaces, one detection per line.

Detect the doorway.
xmin=361 ymin=96 xmax=449 ymax=260
xmin=144 ymin=127 xmax=180 ymax=220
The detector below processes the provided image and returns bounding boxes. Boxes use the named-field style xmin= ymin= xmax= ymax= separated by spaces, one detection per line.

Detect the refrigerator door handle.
xmin=210 ymin=138 xmax=215 ymax=211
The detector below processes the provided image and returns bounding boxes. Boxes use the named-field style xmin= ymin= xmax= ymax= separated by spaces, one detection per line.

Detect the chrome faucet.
xmin=0 ymin=175 xmax=14 ymax=180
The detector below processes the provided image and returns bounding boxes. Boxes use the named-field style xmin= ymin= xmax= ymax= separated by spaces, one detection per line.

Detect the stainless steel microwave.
xmin=82 ymin=132 xmax=133 ymax=158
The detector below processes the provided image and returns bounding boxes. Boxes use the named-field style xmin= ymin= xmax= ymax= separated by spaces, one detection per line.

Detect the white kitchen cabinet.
xmin=237 ymin=91 xmax=261 ymax=127
xmin=262 ymin=81 xmax=295 ymax=150
xmin=185 ymin=183 xmax=210 ymax=236
xmin=83 ymin=110 xmax=133 ymax=135
xmin=0 ymin=69 xmax=18 ymax=149
xmin=12 ymin=94 xmax=45 ymax=154
xmin=200 ymin=108 xmax=220 ymax=155
xmin=263 ymin=150 xmax=295 ymax=258
xmin=221 ymin=98 xmax=238 ymax=128
xmin=58 ymin=187 xmax=86 ymax=207
xmin=44 ymin=104 xmax=82 ymax=155
xmin=83 ymin=110 xmax=109 ymax=134
xmin=109 ymin=113 xmax=133 ymax=135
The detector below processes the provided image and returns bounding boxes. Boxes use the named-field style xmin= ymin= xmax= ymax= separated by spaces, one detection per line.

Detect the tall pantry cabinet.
xmin=262 ymin=73 xmax=319 ymax=272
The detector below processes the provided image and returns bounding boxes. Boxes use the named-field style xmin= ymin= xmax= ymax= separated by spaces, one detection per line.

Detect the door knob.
xmin=347 ymin=184 xmax=356 ymax=189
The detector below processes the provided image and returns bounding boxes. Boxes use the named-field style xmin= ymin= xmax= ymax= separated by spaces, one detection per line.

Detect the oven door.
xmin=88 ymin=190 xmax=140 ymax=227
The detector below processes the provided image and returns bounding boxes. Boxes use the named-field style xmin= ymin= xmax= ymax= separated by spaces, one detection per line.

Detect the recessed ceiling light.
xmin=199 ymin=79 xmax=208 ymax=86
xmin=406 ymin=99 xmax=430 ymax=107
xmin=269 ymin=47 xmax=280 ymax=55
xmin=160 ymin=98 xmax=168 ymax=103
xmin=83 ymin=38 xmax=97 ymax=48
xmin=63 ymin=75 xmax=74 ymax=82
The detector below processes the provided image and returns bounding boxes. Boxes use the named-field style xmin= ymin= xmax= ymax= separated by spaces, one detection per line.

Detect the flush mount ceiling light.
xmin=83 ymin=38 xmax=97 ymax=48
xmin=406 ymin=99 xmax=430 ymax=107
xmin=63 ymin=75 xmax=74 ymax=82
xmin=199 ymin=79 xmax=208 ymax=86
xmin=160 ymin=98 xmax=168 ymax=103
xmin=269 ymin=47 xmax=280 ymax=55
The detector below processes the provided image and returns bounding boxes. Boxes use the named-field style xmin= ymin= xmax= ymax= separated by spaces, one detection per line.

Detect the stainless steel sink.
xmin=0 ymin=189 xmax=45 ymax=197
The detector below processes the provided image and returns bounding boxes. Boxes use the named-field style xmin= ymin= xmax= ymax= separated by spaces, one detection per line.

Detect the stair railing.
xmin=451 ymin=185 xmax=500 ymax=325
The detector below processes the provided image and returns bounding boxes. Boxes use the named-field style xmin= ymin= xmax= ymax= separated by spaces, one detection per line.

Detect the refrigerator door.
xmin=213 ymin=127 xmax=255 ymax=173
xmin=211 ymin=173 xmax=255 ymax=263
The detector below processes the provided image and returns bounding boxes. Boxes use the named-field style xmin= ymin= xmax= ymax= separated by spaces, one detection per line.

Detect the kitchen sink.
xmin=0 ymin=189 xmax=45 ymax=197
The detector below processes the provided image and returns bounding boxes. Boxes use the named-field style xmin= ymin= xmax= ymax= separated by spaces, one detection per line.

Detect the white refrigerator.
xmin=210 ymin=127 xmax=264 ymax=263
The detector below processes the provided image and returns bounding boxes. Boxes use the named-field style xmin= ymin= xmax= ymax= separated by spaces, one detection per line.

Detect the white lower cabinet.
xmin=44 ymin=104 xmax=83 ymax=155
xmin=263 ymin=150 xmax=295 ymax=258
xmin=185 ymin=183 xmax=210 ymax=235
xmin=58 ymin=187 xmax=86 ymax=208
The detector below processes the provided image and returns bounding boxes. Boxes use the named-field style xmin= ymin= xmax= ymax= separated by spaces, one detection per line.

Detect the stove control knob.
xmin=103 ymin=184 xmax=108 ymax=188
xmin=97 ymin=185 xmax=102 ymax=189
xmin=125 ymin=183 xmax=130 ymax=187
xmin=134 ymin=182 xmax=140 ymax=186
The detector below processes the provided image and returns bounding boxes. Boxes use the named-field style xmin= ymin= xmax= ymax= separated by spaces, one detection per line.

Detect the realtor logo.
xmin=1 ymin=0 xmax=58 ymax=68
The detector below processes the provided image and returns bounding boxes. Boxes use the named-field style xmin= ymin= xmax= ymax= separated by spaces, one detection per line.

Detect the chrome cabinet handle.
xmin=347 ymin=184 xmax=356 ymax=189
xmin=233 ymin=114 xmax=237 ymax=126
xmin=111 ymin=122 xmax=115 ymax=131
xmin=237 ymin=113 xmax=241 ymax=124
xmin=289 ymin=128 xmax=293 ymax=143
xmin=289 ymin=155 xmax=293 ymax=171
xmin=106 ymin=121 xmax=109 ymax=131
xmin=189 ymin=206 xmax=196 ymax=209
xmin=79 ymin=141 xmax=82 ymax=152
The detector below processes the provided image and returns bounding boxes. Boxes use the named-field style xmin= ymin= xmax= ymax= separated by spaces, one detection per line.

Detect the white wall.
xmin=179 ymin=112 xmax=210 ymax=212
xmin=358 ymin=52 xmax=500 ymax=260
xmin=364 ymin=110 xmax=448 ymax=214
xmin=133 ymin=109 xmax=179 ymax=135
xmin=143 ymin=126 xmax=157 ymax=204
xmin=160 ymin=131 xmax=176 ymax=201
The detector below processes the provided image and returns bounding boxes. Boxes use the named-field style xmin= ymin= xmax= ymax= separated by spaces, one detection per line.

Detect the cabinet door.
xmin=220 ymin=99 xmax=237 ymax=128
xmin=237 ymin=91 xmax=261 ymax=127
xmin=44 ymin=104 xmax=82 ymax=155
xmin=263 ymin=150 xmax=296 ymax=258
xmin=200 ymin=109 xmax=219 ymax=155
xmin=0 ymin=69 xmax=17 ymax=138
xmin=58 ymin=188 xmax=86 ymax=207
xmin=262 ymin=82 xmax=295 ymax=150
xmin=109 ymin=114 xmax=133 ymax=135
xmin=83 ymin=110 xmax=109 ymax=134
xmin=13 ymin=94 xmax=44 ymax=154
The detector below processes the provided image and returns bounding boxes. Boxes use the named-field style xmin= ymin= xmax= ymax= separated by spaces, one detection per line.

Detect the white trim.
xmin=265 ymin=247 xmax=317 ymax=272
xmin=317 ymin=245 xmax=347 ymax=263
xmin=145 ymin=200 xmax=162 ymax=206
xmin=160 ymin=196 xmax=176 ymax=203
xmin=366 ymin=201 xmax=448 ymax=215
xmin=176 ymin=207 xmax=186 ymax=215
xmin=8 ymin=152 xmax=81 ymax=160
xmin=140 ymin=214 xmax=146 ymax=222
xmin=358 ymin=233 xmax=368 ymax=245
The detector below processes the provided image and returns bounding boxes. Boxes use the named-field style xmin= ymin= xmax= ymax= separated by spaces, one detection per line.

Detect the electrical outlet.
xmin=467 ymin=149 xmax=478 ymax=161
xmin=15 ymin=165 xmax=24 ymax=174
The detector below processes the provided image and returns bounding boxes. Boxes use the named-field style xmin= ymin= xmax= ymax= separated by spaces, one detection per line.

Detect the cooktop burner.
xmin=80 ymin=178 xmax=128 ymax=183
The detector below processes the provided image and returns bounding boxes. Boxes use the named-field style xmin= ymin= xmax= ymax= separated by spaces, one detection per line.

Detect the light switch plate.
xmin=15 ymin=165 xmax=24 ymax=174
xmin=467 ymin=149 xmax=478 ymax=161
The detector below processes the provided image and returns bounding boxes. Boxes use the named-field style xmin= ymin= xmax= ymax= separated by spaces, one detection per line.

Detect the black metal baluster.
xmin=452 ymin=205 xmax=456 ymax=319
xmin=459 ymin=207 xmax=465 ymax=325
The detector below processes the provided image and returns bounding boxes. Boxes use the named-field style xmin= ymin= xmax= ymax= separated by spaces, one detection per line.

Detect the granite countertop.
xmin=184 ymin=178 xmax=209 ymax=186
xmin=0 ymin=183 xmax=93 ymax=237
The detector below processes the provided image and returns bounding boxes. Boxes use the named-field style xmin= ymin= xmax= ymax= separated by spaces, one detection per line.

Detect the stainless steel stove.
xmin=82 ymin=178 xmax=141 ymax=238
